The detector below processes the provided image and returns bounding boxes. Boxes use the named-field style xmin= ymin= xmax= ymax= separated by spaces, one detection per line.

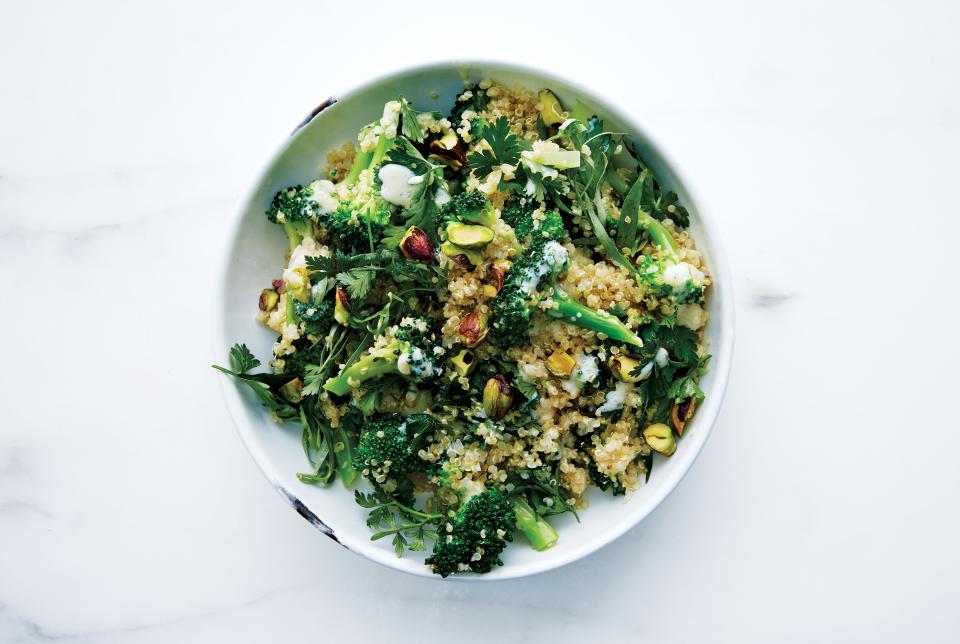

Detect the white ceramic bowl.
xmin=215 ymin=61 xmax=734 ymax=580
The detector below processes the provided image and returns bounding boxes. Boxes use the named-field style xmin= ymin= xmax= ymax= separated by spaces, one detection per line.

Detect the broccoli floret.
xmin=449 ymin=85 xmax=489 ymax=126
xmin=266 ymin=185 xmax=318 ymax=251
xmin=296 ymin=101 xmax=401 ymax=254
xmin=425 ymin=488 xmax=515 ymax=577
xmin=321 ymin=202 xmax=387 ymax=255
xmin=323 ymin=316 xmax=444 ymax=396
xmin=355 ymin=413 xmax=433 ymax=487
xmin=490 ymin=237 xmax=644 ymax=348
xmin=441 ymin=190 xmax=496 ymax=227
xmin=293 ymin=297 xmax=334 ymax=337
xmin=500 ymin=197 xmax=565 ymax=242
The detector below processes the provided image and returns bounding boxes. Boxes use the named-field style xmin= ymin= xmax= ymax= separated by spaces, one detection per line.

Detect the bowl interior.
xmin=216 ymin=61 xmax=733 ymax=579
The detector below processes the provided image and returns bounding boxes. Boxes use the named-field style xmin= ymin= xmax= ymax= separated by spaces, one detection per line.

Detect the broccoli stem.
xmin=545 ymin=288 xmax=644 ymax=347
xmin=341 ymin=128 xmax=394 ymax=190
xmin=282 ymin=220 xmax=312 ymax=252
xmin=322 ymin=347 xmax=400 ymax=396
xmin=344 ymin=149 xmax=373 ymax=185
xmin=511 ymin=498 xmax=559 ymax=551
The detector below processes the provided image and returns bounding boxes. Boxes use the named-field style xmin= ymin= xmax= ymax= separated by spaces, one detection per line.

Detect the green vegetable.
xmin=355 ymin=413 xmax=433 ymax=487
xmin=511 ymin=497 xmax=559 ymax=551
xmin=265 ymin=185 xmax=318 ymax=252
xmin=442 ymin=190 xmax=497 ymax=227
xmin=490 ymin=233 xmax=644 ymax=348
xmin=500 ymin=197 xmax=565 ymax=242
xmin=323 ymin=316 xmax=443 ymax=396
xmin=425 ymin=488 xmax=516 ymax=577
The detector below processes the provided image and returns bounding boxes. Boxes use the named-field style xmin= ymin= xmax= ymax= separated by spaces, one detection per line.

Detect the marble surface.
xmin=2 ymin=1 xmax=958 ymax=642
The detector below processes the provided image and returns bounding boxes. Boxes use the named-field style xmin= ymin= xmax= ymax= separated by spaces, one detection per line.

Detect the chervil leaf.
xmin=467 ymin=117 xmax=523 ymax=179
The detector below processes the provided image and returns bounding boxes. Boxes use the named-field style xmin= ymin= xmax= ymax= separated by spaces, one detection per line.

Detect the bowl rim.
xmin=213 ymin=59 xmax=735 ymax=581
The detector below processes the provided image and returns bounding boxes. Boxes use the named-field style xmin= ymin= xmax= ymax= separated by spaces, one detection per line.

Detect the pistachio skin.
xmin=399 ymin=226 xmax=434 ymax=262
xmin=483 ymin=374 xmax=513 ymax=420
xmin=459 ymin=311 xmax=489 ymax=348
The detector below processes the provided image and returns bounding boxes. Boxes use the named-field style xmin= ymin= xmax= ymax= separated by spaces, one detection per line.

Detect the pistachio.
xmin=446 ymin=222 xmax=494 ymax=248
xmin=450 ymin=349 xmax=476 ymax=377
xmin=643 ymin=422 xmax=676 ymax=457
xmin=671 ymin=398 xmax=697 ymax=436
xmin=489 ymin=260 xmax=511 ymax=293
xmin=482 ymin=284 xmax=499 ymax=298
xmin=546 ymin=350 xmax=576 ymax=377
xmin=483 ymin=374 xmax=513 ymax=420
xmin=459 ymin=311 xmax=489 ymax=348
xmin=609 ymin=354 xmax=651 ymax=383
xmin=399 ymin=226 xmax=434 ymax=262
xmin=429 ymin=132 xmax=467 ymax=167
xmin=271 ymin=278 xmax=285 ymax=293
xmin=537 ymin=89 xmax=566 ymax=126
xmin=259 ymin=288 xmax=279 ymax=312
xmin=441 ymin=241 xmax=484 ymax=266
xmin=334 ymin=286 xmax=353 ymax=325
xmin=279 ymin=377 xmax=304 ymax=404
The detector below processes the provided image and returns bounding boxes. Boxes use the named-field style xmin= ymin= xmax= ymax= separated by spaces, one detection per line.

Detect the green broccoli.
xmin=490 ymin=237 xmax=644 ymax=348
xmin=272 ymin=102 xmax=401 ymax=256
xmin=449 ymin=85 xmax=489 ymax=127
xmin=354 ymin=413 xmax=433 ymax=488
xmin=441 ymin=190 xmax=497 ymax=227
xmin=323 ymin=316 xmax=444 ymax=396
xmin=425 ymin=488 xmax=515 ymax=577
xmin=431 ymin=459 xmax=560 ymax=560
xmin=292 ymin=297 xmax=334 ymax=337
xmin=265 ymin=185 xmax=318 ymax=252
xmin=317 ymin=107 xmax=399 ymax=253
xmin=511 ymin=496 xmax=559 ymax=551
xmin=500 ymin=197 xmax=565 ymax=243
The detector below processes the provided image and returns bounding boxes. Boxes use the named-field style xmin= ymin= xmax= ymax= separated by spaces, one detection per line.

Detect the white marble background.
xmin=2 ymin=1 xmax=958 ymax=642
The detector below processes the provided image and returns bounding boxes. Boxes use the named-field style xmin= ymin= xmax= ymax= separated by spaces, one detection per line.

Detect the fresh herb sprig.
xmin=355 ymin=489 xmax=441 ymax=556
xmin=467 ymin=117 xmax=525 ymax=179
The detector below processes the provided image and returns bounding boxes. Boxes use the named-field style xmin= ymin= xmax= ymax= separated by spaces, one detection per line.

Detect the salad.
xmin=215 ymin=79 xmax=711 ymax=577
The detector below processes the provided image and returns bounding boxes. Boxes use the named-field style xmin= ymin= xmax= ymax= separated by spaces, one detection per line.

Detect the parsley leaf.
xmin=467 ymin=117 xmax=523 ymax=179
xmin=640 ymin=321 xmax=700 ymax=366
xmin=336 ymin=268 xmax=376 ymax=300
xmin=385 ymin=136 xmax=436 ymax=176
xmin=229 ymin=343 xmax=260 ymax=373
xmin=380 ymin=224 xmax=408 ymax=249
xmin=398 ymin=98 xmax=440 ymax=144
